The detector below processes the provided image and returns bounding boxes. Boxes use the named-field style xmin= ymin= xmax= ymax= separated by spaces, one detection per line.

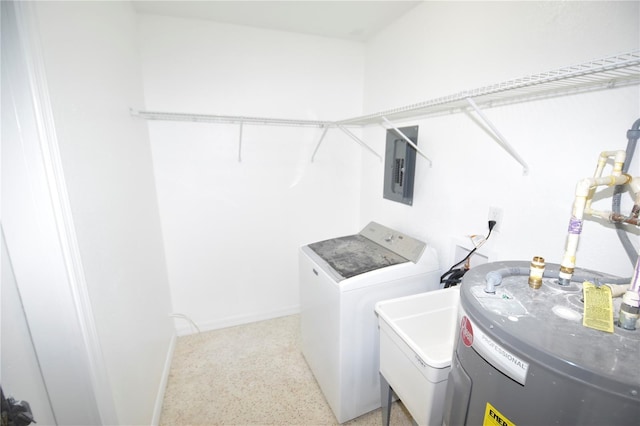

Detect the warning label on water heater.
xmin=460 ymin=315 xmax=529 ymax=385
xmin=582 ymin=281 xmax=614 ymax=333
xmin=484 ymin=402 xmax=516 ymax=426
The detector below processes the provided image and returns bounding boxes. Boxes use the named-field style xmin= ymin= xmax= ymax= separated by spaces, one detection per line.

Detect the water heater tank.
xmin=443 ymin=261 xmax=640 ymax=426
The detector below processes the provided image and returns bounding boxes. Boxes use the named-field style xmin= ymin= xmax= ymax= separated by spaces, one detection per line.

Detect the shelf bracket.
xmin=311 ymin=126 xmax=330 ymax=162
xmin=381 ymin=116 xmax=433 ymax=167
xmin=238 ymin=122 xmax=243 ymax=162
xmin=337 ymin=125 xmax=382 ymax=161
xmin=466 ymin=97 xmax=529 ymax=175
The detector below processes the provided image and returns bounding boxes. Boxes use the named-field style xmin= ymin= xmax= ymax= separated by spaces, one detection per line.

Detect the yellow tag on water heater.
xmin=582 ymin=281 xmax=614 ymax=333
xmin=483 ymin=402 xmax=515 ymax=426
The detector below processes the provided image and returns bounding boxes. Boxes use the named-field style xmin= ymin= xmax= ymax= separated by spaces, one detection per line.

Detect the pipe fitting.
xmin=618 ymin=290 xmax=640 ymax=330
xmin=604 ymin=283 xmax=631 ymax=298
xmin=484 ymin=270 xmax=503 ymax=293
xmin=627 ymin=128 xmax=640 ymax=140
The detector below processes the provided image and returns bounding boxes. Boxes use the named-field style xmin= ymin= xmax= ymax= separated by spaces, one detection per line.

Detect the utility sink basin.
xmin=375 ymin=287 xmax=461 ymax=426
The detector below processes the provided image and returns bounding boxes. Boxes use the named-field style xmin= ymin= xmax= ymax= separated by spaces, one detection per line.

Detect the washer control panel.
xmin=360 ymin=221 xmax=426 ymax=263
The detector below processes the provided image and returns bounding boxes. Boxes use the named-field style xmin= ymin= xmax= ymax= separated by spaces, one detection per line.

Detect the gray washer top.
xmin=307 ymin=222 xmax=426 ymax=280
xmin=307 ymin=235 xmax=407 ymax=280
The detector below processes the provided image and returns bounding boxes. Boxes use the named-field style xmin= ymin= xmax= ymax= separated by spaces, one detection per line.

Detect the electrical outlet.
xmin=488 ymin=206 xmax=503 ymax=232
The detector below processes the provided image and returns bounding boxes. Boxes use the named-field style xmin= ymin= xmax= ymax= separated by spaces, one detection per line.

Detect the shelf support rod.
xmin=337 ymin=125 xmax=382 ymax=161
xmin=466 ymin=97 xmax=529 ymax=175
xmin=381 ymin=116 xmax=433 ymax=167
xmin=311 ymin=126 xmax=330 ymax=162
xmin=238 ymin=122 xmax=243 ymax=162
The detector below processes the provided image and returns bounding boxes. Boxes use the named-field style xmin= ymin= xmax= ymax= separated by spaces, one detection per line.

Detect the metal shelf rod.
xmin=466 ymin=97 xmax=529 ymax=175
xmin=381 ymin=116 xmax=432 ymax=167
xmin=311 ymin=127 xmax=330 ymax=162
xmin=336 ymin=125 xmax=382 ymax=161
xmin=238 ymin=122 xmax=243 ymax=162
xmin=130 ymin=109 xmax=332 ymax=128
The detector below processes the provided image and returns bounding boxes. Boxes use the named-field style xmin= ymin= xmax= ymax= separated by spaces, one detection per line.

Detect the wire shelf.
xmin=131 ymin=110 xmax=332 ymax=128
xmin=133 ymin=50 xmax=639 ymax=128
xmin=337 ymin=50 xmax=640 ymax=126
xmin=131 ymin=50 xmax=639 ymax=170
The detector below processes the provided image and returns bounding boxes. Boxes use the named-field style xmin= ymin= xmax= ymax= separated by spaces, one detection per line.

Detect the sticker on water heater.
xmin=483 ymin=402 xmax=516 ymax=426
xmin=461 ymin=315 xmax=529 ymax=385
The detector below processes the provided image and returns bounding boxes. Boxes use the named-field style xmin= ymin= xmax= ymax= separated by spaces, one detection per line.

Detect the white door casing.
xmin=1 ymin=1 xmax=117 ymax=424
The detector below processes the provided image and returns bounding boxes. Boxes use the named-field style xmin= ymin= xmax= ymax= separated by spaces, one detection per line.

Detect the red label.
xmin=461 ymin=315 xmax=473 ymax=347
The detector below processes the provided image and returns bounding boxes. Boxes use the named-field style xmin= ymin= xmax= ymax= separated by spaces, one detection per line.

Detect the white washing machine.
xmin=299 ymin=222 xmax=440 ymax=423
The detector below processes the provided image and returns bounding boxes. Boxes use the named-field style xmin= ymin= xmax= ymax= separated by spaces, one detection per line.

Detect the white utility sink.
xmin=375 ymin=286 xmax=461 ymax=426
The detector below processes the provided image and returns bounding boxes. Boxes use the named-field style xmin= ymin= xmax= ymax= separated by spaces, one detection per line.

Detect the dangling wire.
xmin=441 ymin=221 xmax=496 ymax=288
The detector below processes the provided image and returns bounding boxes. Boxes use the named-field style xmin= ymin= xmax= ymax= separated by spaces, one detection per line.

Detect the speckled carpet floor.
xmin=160 ymin=314 xmax=414 ymax=426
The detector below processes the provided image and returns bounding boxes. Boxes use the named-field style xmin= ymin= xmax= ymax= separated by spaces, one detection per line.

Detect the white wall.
xmin=361 ymin=1 xmax=640 ymax=278
xmin=138 ymin=15 xmax=364 ymax=333
xmin=30 ymin=1 xmax=175 ymax=424
xmin=2 ymin=233 xmax=56 ymax=426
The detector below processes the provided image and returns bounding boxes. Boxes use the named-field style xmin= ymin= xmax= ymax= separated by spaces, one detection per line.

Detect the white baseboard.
xmin=151 ymin=332 xmax=177 ymax=426
xmin=175 ymin=305 xmax=301 ymax=337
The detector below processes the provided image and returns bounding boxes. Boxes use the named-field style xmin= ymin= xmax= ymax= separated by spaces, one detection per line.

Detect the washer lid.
xmin=307 ymin=235 xmax=408 ymax=280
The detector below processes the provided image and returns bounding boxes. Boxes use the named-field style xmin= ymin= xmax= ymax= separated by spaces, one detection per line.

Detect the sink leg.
xmin=380 ymin=373 xmax=393 ymax=426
